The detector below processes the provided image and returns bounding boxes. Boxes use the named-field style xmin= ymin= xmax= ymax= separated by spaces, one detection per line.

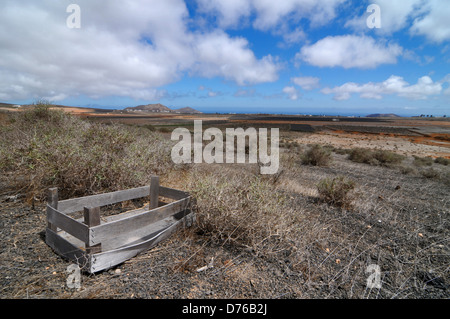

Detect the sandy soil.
xmin=294 ymin=131 xmax=450 ymax=159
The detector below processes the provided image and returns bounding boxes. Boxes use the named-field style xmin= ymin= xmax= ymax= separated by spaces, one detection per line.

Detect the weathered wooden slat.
xmin=159 ymin=186 xmax=189 ymax=200
xmin=90 ymin=216 xmax=187 ymax=272
xmin=47 ymin=205 xmax=89 ymax=243
xmin=47 ymin=188 xmax=58 ymax=231
xmin=89 ymin=197 xmax=191 ymax=246
xmin=98 ymin=214 xmax=176 ymax=251
xmin=45 ymin=228 xmax=89 ymax=270
xmin=58 ymin=186 xmax=150 ymax=214
xmin=57 ymin=186 xmax=188 ymax=215
xmin=100 ymin=205 xmax=150 ymax=223
xmin=150 ymin=176 xmax=159 ymax=209
xmin=84 ymin=207 xmax=102 ymax=254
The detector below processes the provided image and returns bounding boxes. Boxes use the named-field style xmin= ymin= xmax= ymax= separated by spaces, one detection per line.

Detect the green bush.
xmin=317 ymin=176 xmax=356 ymax=209
xmin=301 ymin=144 xmax=332 ymax=166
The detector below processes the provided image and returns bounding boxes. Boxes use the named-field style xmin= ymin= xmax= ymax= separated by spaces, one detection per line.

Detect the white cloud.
xmin=280 ymin=27 xmax=307 ymax=45
xmin=198 ymin=85 xmax=223 ymax=98
xmin=0 ymin=0 xmax=280 ymax=102
xmin=410 ymin=0 xmax=450 ymax=43
xmin=345 ymin=0 xmax=450 ymax=43
xmin=345 ymin=0 xmax=422 ymax=33
xmin=298 ymin=35 xmax=403 ymax=69
xmin=192 ymin=30 xmax=280 ymax=85
xmin=292 ymin=76 xmax=320 ymax=90
xmin=444 ymin=88 xmax=450 ymax=96
xmin=322 ymin=75 xmax=443 ymax=101
xmin=283 ymin=86 xmax=300 ymax=100
xmin=196 ymin=0 xmax=347 ymax=30
xmin=252 ymin=0 xmax=346 ymax=30
xmin=196 ymin=0 xmax=253 ymax=28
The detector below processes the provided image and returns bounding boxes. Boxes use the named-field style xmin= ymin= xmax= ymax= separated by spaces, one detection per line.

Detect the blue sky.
xmin=1 ymin=0 xmax=449 ymax=116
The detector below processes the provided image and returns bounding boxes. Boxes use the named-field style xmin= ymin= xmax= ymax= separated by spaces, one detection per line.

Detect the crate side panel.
xmin=58 ymin=186 xmax=150 ymax=214
xmin=89 ymin=197 xmax=191 ymax=246
xmin=45 ymin=228 xmax=90 ymax=271
xmin=90 ymin=216 xmax=187 ymax=272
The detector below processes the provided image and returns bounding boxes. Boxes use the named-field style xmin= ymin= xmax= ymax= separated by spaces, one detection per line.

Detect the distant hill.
xmin=173 ymin=107 xmax=202 ymax=114
xmin=366 ymin=113 xmax=401 ymax=118
xmin=123 ymin=103 xmax=201 ymax=114
xmin=124 ymin=103 xmax=172 ymax=113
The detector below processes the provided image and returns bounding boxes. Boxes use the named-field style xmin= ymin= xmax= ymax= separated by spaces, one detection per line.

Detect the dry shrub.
xmin=301 ymin=144 xmax=332 ymax=166
xmin=333 ymin=148 xmax=351 ymax=155
xmin=434 ymin=157 xmax=450 ymax=166
xmin=420 ymin=168 xmax=440 ymax=179
xmin=398 ymin=165 xmax=417 ymax=175
xmin=0 ymin=102 xmax=176 ymax=200
xmin=348 ymin=148 xmax=404 ymax=166
xmin=443 ymin=171 xmax=450 ymax=186
xmin=317 ymin=176 xmax=356 ymax=209
xmin=187 ymin=169 xmax=298 ymax=256
xmin=347 ymin=148 xmax=374 ymax=164
xmin=413 ymin=155 xmax=434 ymax=167
xmin=372 ymin=149 xmax=405 ymax=165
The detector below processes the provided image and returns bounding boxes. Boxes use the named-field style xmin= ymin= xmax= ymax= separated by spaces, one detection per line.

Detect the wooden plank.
xmin=84 ymin=207 xmax=102 ymax=254
xmin=150 ymin=176 xmax=159 ymax=209
xmin=47 ymin=188 xmax=58 ymax=231
xmin=159 ymin=186 xmax=189 ymax=200
xmin=58 ymin=186 xmax=150 ymax=214
xmin=47 ymin=205 xmax=89 ymax=243
xmin=101 ymin=205 xmax=150 ymax=223
xmin=97 ymin=213 xmax=176 ymax=251
xmin=89 ymin=197 xmax=191 ymax=246
xmin=45 ymin=228 xmax=90 ymax=271
xmin=90 ymin=216 xmax=188 ymax=273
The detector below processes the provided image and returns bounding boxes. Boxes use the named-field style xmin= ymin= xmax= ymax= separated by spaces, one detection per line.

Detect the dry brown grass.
xmin=0 ymin=102 xmax=177 ymax=201
xmin=185 ymin=167 xmax=300 ymax=258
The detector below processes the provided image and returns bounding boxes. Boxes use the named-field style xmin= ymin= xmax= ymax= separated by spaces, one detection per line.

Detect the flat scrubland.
xmin=0 ymin=104 xmax=449 ymax=299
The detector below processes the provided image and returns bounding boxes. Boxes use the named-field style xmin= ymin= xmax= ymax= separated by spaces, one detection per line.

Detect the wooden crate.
xmin=45 ymin=176 xmax=195 ymax=273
